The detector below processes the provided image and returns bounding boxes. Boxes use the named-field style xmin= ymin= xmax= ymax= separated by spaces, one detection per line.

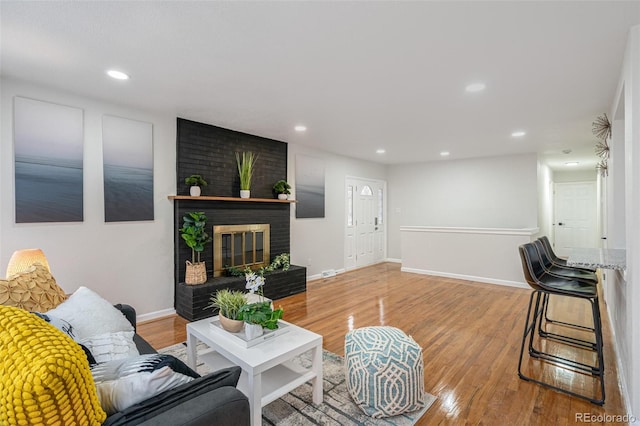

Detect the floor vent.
xmin=321 ymin=269 xmax=337 ymax=278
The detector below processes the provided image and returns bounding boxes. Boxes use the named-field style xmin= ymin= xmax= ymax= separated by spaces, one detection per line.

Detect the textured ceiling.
xmin=2 ymin=1 xmax=638 ymax=169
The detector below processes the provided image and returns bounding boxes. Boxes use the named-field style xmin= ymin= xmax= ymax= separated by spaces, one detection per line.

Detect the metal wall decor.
xmin=592 ymin=113 xmax=611 ymax=178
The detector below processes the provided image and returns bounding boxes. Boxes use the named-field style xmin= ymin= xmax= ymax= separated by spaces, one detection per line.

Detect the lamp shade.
xmin=5 ymin=249 xmax=51 ymax=278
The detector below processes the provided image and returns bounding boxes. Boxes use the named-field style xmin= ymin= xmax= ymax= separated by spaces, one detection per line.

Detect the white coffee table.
xmin=186 ymin=317 xmax=323 ymax=426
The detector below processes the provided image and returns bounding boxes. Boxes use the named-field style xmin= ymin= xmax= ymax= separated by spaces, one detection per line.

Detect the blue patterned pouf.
xmin=344 ymin=326 xmax=426 ymax=418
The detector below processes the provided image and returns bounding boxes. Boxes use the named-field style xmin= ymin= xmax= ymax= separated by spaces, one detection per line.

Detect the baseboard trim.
xmin=138 ymin=308 xmax=177 ymax=323
xmin=400 ymin=267 xmax=528 ymax=289
xmin=385 ymin=258 xmax=402 ymax=263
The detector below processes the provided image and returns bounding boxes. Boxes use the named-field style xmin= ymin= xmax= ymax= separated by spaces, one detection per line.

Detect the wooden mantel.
xmin=168 ymin=195 xmax=296 ymax=203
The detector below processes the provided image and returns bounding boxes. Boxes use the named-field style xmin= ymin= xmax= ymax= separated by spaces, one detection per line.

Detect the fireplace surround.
xmin=172 ymin=118 xmax=307 ymax=321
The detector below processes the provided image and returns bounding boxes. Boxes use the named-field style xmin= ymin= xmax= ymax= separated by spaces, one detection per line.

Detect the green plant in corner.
xmin=206 ymin=289 xmax=247 ymax=320
xmin=179 ymin=211 xmax=212 ymax=263
xmin=184 ymin=174 xmax=208 ymax=187
xmin=272 ymin=180 xmax=291 ymax=195
xmin=235 ymin=152 xmax=258 ymax=190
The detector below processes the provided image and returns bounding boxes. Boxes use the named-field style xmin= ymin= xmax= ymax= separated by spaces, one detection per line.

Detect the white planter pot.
xmin=240 ymin=190 xmax=251 ymax=199
xmin=190 ymin=186 xmax=201 ymax=197
xmin=245 ymin=323 xmax=263 ymax=340
xmin=277 ymin=193 xmax=288 ymax=200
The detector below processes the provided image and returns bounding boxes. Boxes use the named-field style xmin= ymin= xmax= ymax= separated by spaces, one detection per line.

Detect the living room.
xmin=1 ymin=1 xmax=640 ymax=424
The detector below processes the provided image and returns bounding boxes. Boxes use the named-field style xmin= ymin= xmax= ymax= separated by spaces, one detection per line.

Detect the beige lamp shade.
xmin=5 ymin=248 xmax=51 ymax=278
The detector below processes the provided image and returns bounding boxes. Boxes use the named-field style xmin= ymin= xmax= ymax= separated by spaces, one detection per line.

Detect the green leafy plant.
xmin=179 ymin=212 xmax=212 ymax=263
xmin=185 ymin=174 xmax=207 ymax=187
xmin=237 ymin=270 xmax=284 ymax=329
xmin=272 ymin=179 xmax=291 ymax=195
xmin=235 ymin=152 xmax=258 ymax=190
xmin=206 ymin=289 xmax=247 ymax=320
xmin=237 ymin=301 xmax=284 ymax=330
xmin=262 ymin=253 xmax=290 ymax=273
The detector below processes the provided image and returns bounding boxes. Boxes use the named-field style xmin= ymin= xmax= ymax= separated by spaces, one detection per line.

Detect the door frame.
xmin=344 ymin=176 xmax=387 ymax=271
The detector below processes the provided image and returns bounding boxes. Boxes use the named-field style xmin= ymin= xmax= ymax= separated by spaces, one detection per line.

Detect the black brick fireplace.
xmin=172 ymin=118 xmax=306 ymax=321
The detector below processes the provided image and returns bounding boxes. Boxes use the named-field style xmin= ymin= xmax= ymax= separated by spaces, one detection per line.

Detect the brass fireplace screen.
xmin=213 ymin=224 xmax=270 ymax=277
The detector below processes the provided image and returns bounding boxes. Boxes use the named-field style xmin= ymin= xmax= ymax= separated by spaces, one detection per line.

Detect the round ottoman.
xmin=344 ymin=326 xmax=426 ymax=418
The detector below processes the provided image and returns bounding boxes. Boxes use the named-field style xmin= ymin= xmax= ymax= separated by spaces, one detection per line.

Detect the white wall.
xmin=605 ymin=24 xmax=639 ymax=418
xmin=0 ymin=78 xmax=176 ymax=317
xmin=537 ymin=161 xmax=553 ymax=240
xmin=287 ymin=144 xmax=387 ymax=278
xmin=553 ymin=169 xmax=597 ymax=183
xmin=386 ymin=153 xmax=538 ymax=258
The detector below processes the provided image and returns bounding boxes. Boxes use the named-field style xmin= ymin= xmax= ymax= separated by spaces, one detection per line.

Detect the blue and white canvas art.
xmin=295 ymin=155 xmax=325 ymax=218
xmin=14 ymin=97 xmax=84 ymax=223
xmin=102 ymin=115 xmax=154 ymax=222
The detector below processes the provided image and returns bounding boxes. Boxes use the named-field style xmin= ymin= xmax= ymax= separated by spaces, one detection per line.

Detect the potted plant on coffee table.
xmin=180 ymin=211 xmax=213 ymax=285
xmin=236 ymin=152 xmax=258 ymax=198
xmin=272 ymin=179 xmax=291 ymax=200
xmin=237 ymin=271 xmax=284 ymax=339
xmin=207 ymin=289 xmax=247 ymax=333
xmin=185 ymin=174 xmax=207 ymax=197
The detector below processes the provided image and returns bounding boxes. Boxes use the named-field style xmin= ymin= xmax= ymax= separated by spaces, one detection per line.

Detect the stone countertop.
xmin=567 ymin=248 xmax=626 ymax=271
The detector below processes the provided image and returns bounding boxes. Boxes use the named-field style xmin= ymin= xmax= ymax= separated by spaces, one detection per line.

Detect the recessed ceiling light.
xmin=440 ymin=151 xmax=450 ymax=157
xmin=511 ymin=131 xmax=526 ymax=137
xmin=376 ymin=149 xmax=386 ymax=154
xmin=465 ymin=83 xmax=486 ymax=93
xmin=294 ymin=125 xmax=307 ymax=132
xmin=106 ymin=69 xmax=130 ymax=80
xmin=565 ymin=162 xmax=579 ymax=166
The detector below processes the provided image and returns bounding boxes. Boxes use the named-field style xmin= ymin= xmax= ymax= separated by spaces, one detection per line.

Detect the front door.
xmin=553 ymin=182 xmax=598 ymax=257
xmin=345 ymin=178 xmax=386 ymax=270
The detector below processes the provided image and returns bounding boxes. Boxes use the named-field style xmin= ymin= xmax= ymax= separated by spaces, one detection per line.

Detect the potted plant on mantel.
xmin=236 ymin=152 xmax=258 ymax=198
xmin=273 ymin=179 xmax=291 ymax=200
xmin=180 ymin=211 xmax=212 ymax=285
xmin=206 ymin=289 xmax=247 ymax=333
xmin=185 ymin=174 xmax=207 ymax=197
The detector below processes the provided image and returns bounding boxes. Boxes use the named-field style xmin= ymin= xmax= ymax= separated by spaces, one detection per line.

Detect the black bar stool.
xmin=517 ymin=243 xmax=605 ymax=405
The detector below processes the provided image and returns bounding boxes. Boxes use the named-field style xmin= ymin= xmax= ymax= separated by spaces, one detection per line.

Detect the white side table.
xmin=186 ymin=317 xmax=323 ymax=426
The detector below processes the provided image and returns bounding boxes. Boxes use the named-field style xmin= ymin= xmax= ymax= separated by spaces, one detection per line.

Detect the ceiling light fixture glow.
xmin=511 ymin=131 xmax=526 ymax=137
xmin=106 ymin=69 xmax=130 ymax=80
xmin=465 ymin=83 xmax=486 ymax=93
xmin=294 ymin=125 xmax=307 ymax=132
xmin=376 ymin=149 xmax=386 ymax=154
xmin=440 ymin=151 xmax=450 ymax=157
xmin=565 ymin=162 xmax=579 ymax=166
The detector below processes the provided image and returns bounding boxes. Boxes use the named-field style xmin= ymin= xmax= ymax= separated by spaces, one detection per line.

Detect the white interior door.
xmin=553 ymin=182 xmax=598 ymax=256
xmin=345 ymin=178 xmax=386 ymax=270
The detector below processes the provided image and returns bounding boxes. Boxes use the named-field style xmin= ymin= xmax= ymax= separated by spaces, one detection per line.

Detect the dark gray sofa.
xmin=103 ymin=304 xmax=250 ymax=426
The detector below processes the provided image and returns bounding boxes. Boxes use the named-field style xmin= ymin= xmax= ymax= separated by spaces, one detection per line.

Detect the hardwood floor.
xmin=138 ymin=262 xmax=627 ymax=425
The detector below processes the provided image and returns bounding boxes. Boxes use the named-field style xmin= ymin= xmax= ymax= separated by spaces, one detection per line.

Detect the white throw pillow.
xmin=79 ymin=331 xmax=140 ymax=364
xmin=46 ymin=286 xmax=133 ymax=341
xmin=91 ymin=354 xmax=196 ymax=415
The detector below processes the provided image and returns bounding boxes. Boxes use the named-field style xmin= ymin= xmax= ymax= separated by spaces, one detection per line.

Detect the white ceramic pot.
xmin=245 ymin=323 xmax=263 ymax=340
xmin=190 ymin=186 xmax=201 ymax=197
xmin=277 ymin=193 xmax=288 ymax=200
xmin=240 ymin=190 xmax=250 ymax=199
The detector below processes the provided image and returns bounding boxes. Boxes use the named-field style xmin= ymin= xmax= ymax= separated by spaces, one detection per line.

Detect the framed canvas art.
xmin=102 ymin=115 xmax=154 ymax=222
xmin=14 ymin=97 xmax=84 ymax=223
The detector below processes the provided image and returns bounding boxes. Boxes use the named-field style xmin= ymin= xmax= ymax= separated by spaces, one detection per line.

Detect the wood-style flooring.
xmin=138 ymin=262 xmax=627 ymax=425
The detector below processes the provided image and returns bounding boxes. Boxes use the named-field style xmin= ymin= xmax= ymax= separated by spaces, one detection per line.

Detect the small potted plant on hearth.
xmin=237 ymin=271 xmax=284 ymax=339
xmin=180 ymin=211 xmax=213 ymax=285
xmin=206 ymin=289 xmax=247 ymax=333
xmin=272 ymin=179 xmax=291 ymax=200
xmin=185 ymin=174 xmax=207 ymax=197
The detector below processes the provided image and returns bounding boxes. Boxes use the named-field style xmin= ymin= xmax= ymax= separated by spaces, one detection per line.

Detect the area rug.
xmin=160 ymin=342 xmax=436 ymax=425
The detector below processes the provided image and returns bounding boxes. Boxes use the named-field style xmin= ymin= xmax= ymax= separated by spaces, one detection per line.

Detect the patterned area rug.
xmin=160 ymin=342 xmax=436 ymax=425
